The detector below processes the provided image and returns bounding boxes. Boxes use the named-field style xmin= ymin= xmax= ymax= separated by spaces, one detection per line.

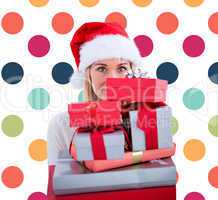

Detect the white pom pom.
xmin=69 ymin=71 xmax=85 ymax=89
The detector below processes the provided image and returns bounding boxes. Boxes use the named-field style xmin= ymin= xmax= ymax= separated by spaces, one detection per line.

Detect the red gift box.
xmin=47 ymin=166 xmax=176 ymax=200
xmin=78 ymin=143 xmax=176 ymax=172
xmin=68 ymin=100 xmax=122 ymax=128
xmin=106 ymin=78 xmax=168 ymax=103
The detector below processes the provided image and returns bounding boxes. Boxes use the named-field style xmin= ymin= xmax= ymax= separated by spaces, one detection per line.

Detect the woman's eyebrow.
xmin=93 ymin=62 xmax=129 ymax=66
xmin=93 ymin=63 xmax=107 ymax=66
xmin=117 ymin=62 xmax=129 ymax=66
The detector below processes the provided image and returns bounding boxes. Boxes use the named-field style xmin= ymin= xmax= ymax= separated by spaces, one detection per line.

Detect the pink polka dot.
xmin=184 ymin=192 xmax=205 ymax=200
xmin=28 ymin=35 xmax=50 ymax=57
xmin=27 ymin=192 xmax=47 ymax=200
xmin=134 ymin=35 xmax=153 ymax=57
xmin=183 ymin=35 xmax=205 ymax=57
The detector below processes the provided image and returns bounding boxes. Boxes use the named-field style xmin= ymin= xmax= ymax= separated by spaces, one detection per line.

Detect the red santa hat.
xmin=69 ymin=22 xmax=144 ymax=89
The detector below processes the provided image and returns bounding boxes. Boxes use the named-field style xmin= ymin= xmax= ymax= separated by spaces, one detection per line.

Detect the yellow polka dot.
xmin=183 ymin=139 xmax=205 ymax=161
xmin=132 ymin=0 xmax=152 ymax=7
xmin=79 ymin=0 xmax=100 ymax=7
xmin=29 ymin=0 xmax=49 ymax=7
xmin=28 ymin=139 xmax=47 ymax=161
xmin=184 ymin=0 xmax=204 ymax=7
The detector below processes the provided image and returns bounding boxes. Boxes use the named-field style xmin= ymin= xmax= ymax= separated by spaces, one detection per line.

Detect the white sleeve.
xmin=47 ymin=116 xmax=61 ymax=166
xmin=47 ymin=112 xmax=74 ymax=166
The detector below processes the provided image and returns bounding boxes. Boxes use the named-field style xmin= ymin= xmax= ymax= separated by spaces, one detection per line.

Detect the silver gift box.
xmin=53 ymin=150 xmax=176 ymax=195
xmin=73 ymin=130 xmax=125 ymax=160
xmin=129 ymin=105 xmax=173 ymax=151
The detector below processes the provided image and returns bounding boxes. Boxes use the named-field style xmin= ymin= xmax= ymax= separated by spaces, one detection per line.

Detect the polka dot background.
xmin=0 ymin=0 xmax=218 ymax=199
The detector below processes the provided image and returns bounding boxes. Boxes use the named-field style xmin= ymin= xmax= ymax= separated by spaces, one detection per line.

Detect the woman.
xmin=47 ymin=22 xmax=145 ymax=166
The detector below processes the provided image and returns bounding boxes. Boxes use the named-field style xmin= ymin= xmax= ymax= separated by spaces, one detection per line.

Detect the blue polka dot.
xmin=52 ymin=62 xmax=74 ymax=84
xmin=156 ymin=62 xmax=179 ymax=84
xmin=28 ymin=88 xmax=50 ymax=110
xmin=208 ymin=62 xmax=218 ymax=84
xmin=183 ymin=88 xmax=205 ymax=110
xmin=78 ymin=90 xmax=84 ymax=102
xmin=1 ymin=62 xmax=24 ymax=84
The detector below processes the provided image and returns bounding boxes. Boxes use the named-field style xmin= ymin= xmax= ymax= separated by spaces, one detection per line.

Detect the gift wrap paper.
xmin=106 ymin=78 xmax=168 ymax=103
xmin=68 ymin=101 xmax=122 ymax=127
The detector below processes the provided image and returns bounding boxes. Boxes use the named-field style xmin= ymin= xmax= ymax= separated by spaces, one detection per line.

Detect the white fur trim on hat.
xmin=70 ymin=34 xmax=144 ymax=89
xmin=79 ymin=34 xmax=144 ymax=72
xmin=69 ymin=70 xmax=86 ymax=89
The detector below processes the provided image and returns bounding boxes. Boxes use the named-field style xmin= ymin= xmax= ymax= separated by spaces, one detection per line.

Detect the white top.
xmin=47 ymin=111 xmax=75 ymax=166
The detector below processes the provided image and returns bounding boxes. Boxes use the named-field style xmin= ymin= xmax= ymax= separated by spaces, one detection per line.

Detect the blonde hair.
xmin=83 ymin=61 xmax=134 ymax=102
xmin=84 ymin=66 xmax=98 ymax=101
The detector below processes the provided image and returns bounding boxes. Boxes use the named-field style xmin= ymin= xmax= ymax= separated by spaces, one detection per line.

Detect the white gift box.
xmin=53 ymin=150 xmax=177 ymax=195
xmin=129 ymin=105 xmax=173 ymax=151
xmin=72 ymin=130 xmax=125 ymax=161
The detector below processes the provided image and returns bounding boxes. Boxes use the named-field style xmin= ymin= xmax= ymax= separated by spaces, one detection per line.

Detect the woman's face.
xmin=88 ymin=58 xmax=132 ymax=100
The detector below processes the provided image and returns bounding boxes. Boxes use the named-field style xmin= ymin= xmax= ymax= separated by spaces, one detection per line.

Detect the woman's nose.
xmin=106 ymin=70 xmax=120 ymax=78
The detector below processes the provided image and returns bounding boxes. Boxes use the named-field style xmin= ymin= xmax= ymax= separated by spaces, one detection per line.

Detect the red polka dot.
xmin=156 ymin=12 xmax=179 ymax=34
xmin=105 ymin=12 xmax=127 ymax=29
xmin=134 ymin=35 xmax=153 ymax=57
xmin=208 ymin=166 xmax=218 ymax=188
xmin=183 ymin=35 xmax=205 ymax=57
xmin=208 ymin=12 xmax=218 ymax=34
xmin=1 ymin=12 xmax=24 ymax=34
xmin=1 ymin=166 xmax=24 ymax=188
xmin=52 ymin=12 xmax=74 ymax=34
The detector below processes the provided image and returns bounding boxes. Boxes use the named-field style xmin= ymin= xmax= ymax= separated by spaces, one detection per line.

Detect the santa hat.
xmin=69 ymin=22 xmax=144 ymax=89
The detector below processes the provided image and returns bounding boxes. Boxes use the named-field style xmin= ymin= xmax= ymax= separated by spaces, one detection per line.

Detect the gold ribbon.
xmin=132 ymin=151 xmax=143 ymax=164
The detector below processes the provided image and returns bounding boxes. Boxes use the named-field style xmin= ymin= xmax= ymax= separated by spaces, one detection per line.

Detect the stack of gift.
xmin=68 ymin=100 xmax=128 ymax=161
xmin=52 ymin=72 xmax=177 ymax=199
xmin=52 ymin=150 xmax=176 ymax=199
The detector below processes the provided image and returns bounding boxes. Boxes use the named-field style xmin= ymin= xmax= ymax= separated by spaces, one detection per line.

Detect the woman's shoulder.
xmin=47 ymin=111 xmax=74 ymax=143
xmin=53 ymin=111 xmax=69 ymax=121
xmin=48 ymin=111 xmax=70 ymax=129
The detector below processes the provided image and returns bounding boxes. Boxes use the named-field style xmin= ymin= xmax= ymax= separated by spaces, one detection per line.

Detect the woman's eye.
xmin=118 ymin=66 xmax=128 ymax=72
xmin=96 ymin=66 xmax=106 ymax=72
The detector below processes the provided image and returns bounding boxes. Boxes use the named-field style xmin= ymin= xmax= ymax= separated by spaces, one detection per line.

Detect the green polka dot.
xmin=78 ymin=90 xmax=84 ymax=102
xmin=208 ymin=115 xmax=218 ymax=137
xmin=183 ymin=88 xmax=205 ymax=110
xmin=171 ymin=116 xmax=179 ymax=135
xmin=28 ymin=88 xmax=50 ymax=110
xmin=1 ymin=115 xmax=24 ymax=137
